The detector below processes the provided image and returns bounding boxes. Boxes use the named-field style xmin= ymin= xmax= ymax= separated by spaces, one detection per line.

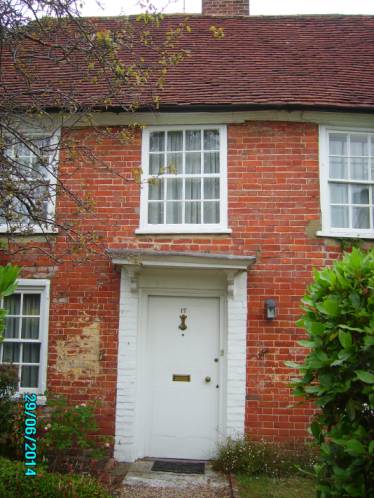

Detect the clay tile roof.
xmin=2 ymin=14 xmax=374 ymax=112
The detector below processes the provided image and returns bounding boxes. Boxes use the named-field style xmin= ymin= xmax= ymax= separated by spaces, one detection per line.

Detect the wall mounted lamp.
xmin=264 ymin=299 xmax=277 ymax=320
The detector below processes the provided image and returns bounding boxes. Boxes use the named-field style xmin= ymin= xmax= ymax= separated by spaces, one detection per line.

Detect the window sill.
xmin=317 ymin=230 xmax=374 ymax=240
xmin=135 ymin=227 xmax=232 ymax=235
xmin=0 ymin=226 xmax=58 ymax=235
xmin=11 ymin=393 xmax=46 ymax=405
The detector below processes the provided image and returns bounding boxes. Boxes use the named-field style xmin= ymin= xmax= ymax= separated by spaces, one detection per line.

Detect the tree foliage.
xmin=0 ymin=264 xmax=20 ymax=340
xmin=287 ymin=248 xmax=374 ymax=497
xmin=0 ymin=1 xmax=190 ymax=260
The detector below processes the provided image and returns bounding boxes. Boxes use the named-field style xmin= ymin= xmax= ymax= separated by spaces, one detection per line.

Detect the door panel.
xmin=146 ymin=295 xmax=220 ymax=459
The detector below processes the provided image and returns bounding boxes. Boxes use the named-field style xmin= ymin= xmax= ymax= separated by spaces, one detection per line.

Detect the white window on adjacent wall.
xmin=137 ymin=125 xmax=229 ymax=234
xmin=0 ymin=280 xmax=50 ymax=394
xmin=0 ymin=129 xmax=60 ymax=233
xmin=319 ymin=127 xmax=374 ymax=239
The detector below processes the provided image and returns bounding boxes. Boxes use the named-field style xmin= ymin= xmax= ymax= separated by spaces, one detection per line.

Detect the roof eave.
xmin=41 ymin=102 xmax=374 ymax=114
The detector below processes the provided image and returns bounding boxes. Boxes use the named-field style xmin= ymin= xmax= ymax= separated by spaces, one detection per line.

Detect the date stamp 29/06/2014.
xmin=23 ymin=393 xmax=37 ymax=476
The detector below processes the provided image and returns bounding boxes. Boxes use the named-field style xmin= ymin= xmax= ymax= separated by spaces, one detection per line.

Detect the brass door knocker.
xmin=179 ymin=309 xmax=187 ymax=331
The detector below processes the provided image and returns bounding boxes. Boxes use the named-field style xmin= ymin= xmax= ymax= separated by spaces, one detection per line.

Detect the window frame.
xmin=0 ymin=279 xmax=50 ymax=396
xmin=136 ymin=124 xmax=230 ymax=234
xmin=0 ymin=127 xmax=60 ymax=234
xmin=318 ymin=125 xmax=374 ymax=239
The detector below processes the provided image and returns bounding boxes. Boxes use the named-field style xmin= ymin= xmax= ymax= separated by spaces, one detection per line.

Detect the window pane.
xmin=149 ymin=153 xmax=165 ymax=175
xmin=21 ymin=366 xmax=39 ymax=388
xmin=12 ymin=139 xmax=51 ymax=180
xmin=22 ymin=343 xmax=40 ymax=363
xmin=331 ymin=206 xmax=349 ymax=228
xmin=148 ymin=179 xmax=164 ymax=200
xmin=35 ymin=186 xmax=50 ymax=218
xmin=29 ymin=137 xmax=52 ymax=178
xmin=203 ymin=201 xmax=220 ymax=223
xmin=167 ymin=153 xmax=183 ymax=174
xmin=185 ymin=202 xmax=201 ymax=224
xmin=2 ymin=343 xmax=20 ymax=363
xmin=150 ymin=132 xmax=165 ymax=152
xmin=351 ymin=185 xmax=369 ymax=205
xmin=148 ymin=202 xmax=163 ymax=224
xmin=23 ymin=294 xmax=40 ymax=316
xmin=350 ymin=158 xmax=369 ymax=180
xmin=3 ymin=294 xmax=20 ymax=315
xmin=167 ymin=131 xmax=183 ymax=152
xmin=204 ymin=178 xmax=220 ymax=199
xmin=353 ymin=207 xmax=370 ymax=229
xmin=204 ymin=130 xmax=219 ymax=150
xmin=167 ymin=179 xmax=183 ymax=200
xmin=350 ymin=134 xmax=368 ymax=156
xmin=185 ymin=179 xmax=201 ymax=200
xmin=330 ymin=184 xmax=348 ymax=204
xmin=329 ymin=133 xmax=347 ymax=155
xmin=204 ymin=152 xmax=220 ymax=174
xmin=4 ymin=317 xmax=19 ymax=339
xmin=186 ymin=130 xmax=201 ymax=151
xmin=185 ymin=152 xmax=201 ymax=174
xmin=329 ymin=157 xmax=348 ymax=179
xmin=21 ymin=317 xmax=39 ymax=339
xmin=14 ymin=143 xmax=34 ymax=176
xmin=166 ymin=202 xmax=182 ymax=224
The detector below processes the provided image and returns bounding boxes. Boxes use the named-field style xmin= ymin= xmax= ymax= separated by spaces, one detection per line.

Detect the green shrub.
xmin=288 ymin=248 xmax=374 ymax=498
xmin=0 ymin=365 xmax=18 ymax=456
xmin=213 ymin=437 xmax=317 ymax=477
xmin=0 ymin=457 xmax=111 ymax=498
xmin=37 ymin=394 xmax=111 ymax=473
xmin=0 ymin=265 xmax=21 ymax=458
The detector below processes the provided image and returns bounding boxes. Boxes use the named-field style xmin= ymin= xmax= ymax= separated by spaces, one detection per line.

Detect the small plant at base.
xmin=38 ymin=395 xmax=111 ymax=473
xmin=213 ymin=437 xmax=317 ymax=478
xmin=0 ymin=457 xmax=111 ymax=498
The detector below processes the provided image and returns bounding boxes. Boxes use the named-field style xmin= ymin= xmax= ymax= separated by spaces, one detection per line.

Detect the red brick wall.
xmin=1 ymin=121 xmax=345 ymax=444
xmin=202 ymin=0 xmax=249 ymax=16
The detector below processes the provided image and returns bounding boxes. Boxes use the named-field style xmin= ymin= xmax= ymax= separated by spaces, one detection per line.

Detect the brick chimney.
xmin=202 ymin=0 xmax=249 ymax=16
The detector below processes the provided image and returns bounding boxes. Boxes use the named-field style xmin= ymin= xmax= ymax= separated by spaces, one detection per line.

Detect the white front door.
xmin=145 ymin=295 xmax=220 ymax=460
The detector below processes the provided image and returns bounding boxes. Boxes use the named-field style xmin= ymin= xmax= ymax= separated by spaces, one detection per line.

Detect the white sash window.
xmin=319 ymin=127 xmax=374 ymax=238
xmin=137 ymin=125 xmax=229 ymax=234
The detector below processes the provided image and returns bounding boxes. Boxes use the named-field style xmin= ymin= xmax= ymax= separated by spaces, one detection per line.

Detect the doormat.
xmin=151 ymin=460 xmax=205 ymax=474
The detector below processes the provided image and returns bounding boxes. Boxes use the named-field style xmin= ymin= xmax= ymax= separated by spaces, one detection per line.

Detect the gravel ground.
xmin=120 ymin=484 xmax=232 ymax=497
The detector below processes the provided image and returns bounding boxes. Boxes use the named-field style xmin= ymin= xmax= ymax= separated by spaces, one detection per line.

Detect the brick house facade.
xmin=1 ymin=1 xmax=373 ymax=462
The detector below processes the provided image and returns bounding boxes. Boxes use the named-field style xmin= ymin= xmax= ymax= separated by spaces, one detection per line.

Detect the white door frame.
xmin=139 ymin=288 xmax=226 ymax=459
xmin=113 ymin=252 xmax=254 ymax=463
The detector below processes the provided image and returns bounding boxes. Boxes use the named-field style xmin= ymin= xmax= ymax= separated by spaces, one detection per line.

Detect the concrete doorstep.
xmin=118 ymin=460 xmax=232 ymax=498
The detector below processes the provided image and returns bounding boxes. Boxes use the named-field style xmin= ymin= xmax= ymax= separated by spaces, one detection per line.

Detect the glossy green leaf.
xmin=338 ymin=330 xmax=352 ymax=349
xmin=284 ymin=361 xmax=302 ymax=369
xmin=364 ymin=335 xmax=374 ymax=347
xmin=345 ymin=439 xmax=365 ymax=456
xmin=298 ymin=339 xmax=315 ymax=348
xmin=355 ymin=370 xmax=374 ymax=384
xmin=316 ymin=297 xmax=339 ymax=317
xmin=0 ymin=265 xmax=20 ymax=297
